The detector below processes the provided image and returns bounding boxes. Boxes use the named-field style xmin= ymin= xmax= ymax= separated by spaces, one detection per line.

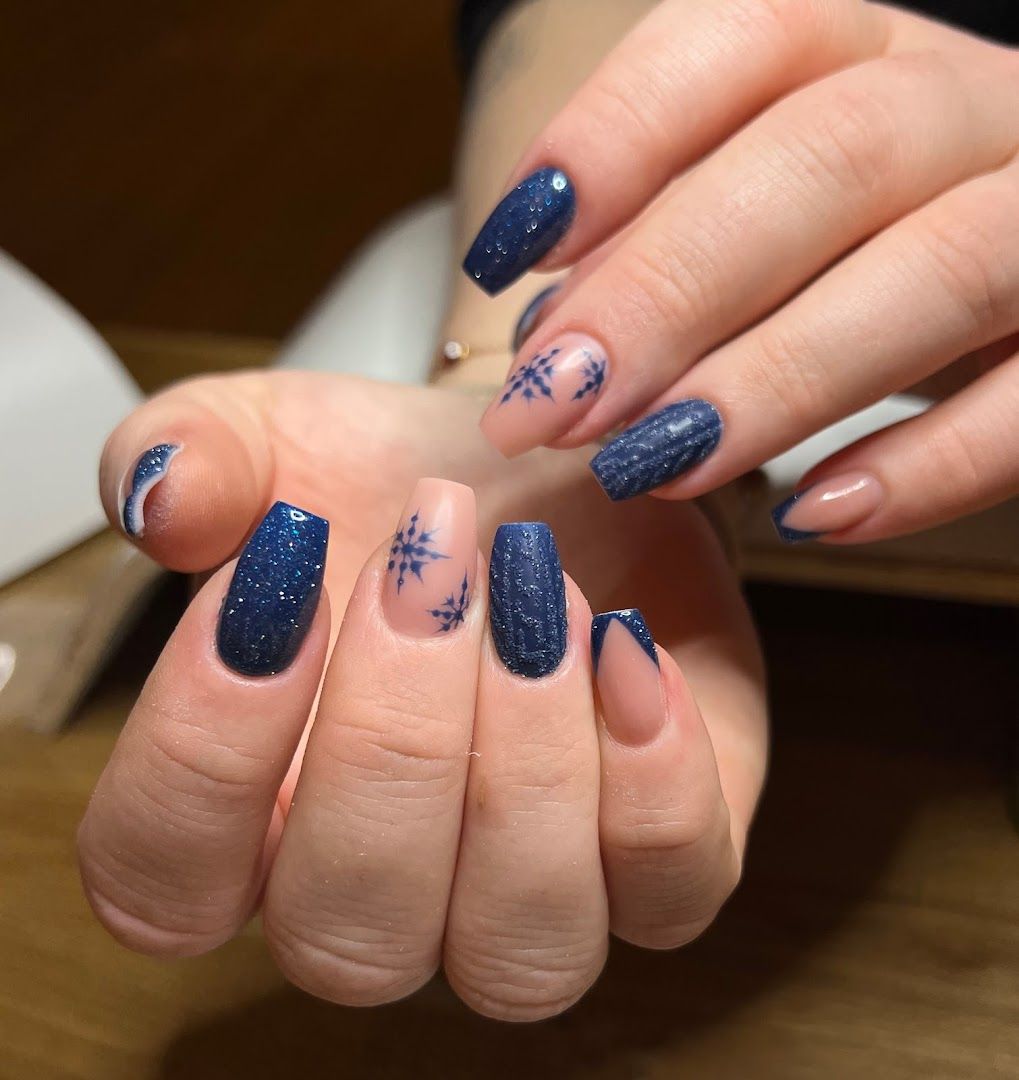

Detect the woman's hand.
xmin=78 ymin=371 xmax=765 ymax=1020
xmin=464 ymin=0 xmax=1019 ymax=544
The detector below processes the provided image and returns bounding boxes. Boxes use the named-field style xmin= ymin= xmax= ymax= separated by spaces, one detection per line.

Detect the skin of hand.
xmin=460 ymin=0 xmax=1019 ymax=545
xmin=78 ymin=370 xmax=767 ymax=1020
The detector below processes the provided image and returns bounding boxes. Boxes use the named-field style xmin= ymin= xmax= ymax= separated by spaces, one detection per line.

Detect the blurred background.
xmin=0 ymin=4 xmax=1016 ymax=1078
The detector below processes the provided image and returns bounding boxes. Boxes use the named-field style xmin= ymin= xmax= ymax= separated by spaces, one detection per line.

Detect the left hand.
xmin=464 ymin=0 xmax=1019 ymax=544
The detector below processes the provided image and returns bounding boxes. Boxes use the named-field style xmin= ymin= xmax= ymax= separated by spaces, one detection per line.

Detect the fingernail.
xmin=590 ymin=399 xmax=722 ymax=501
xmin=591 ymin=609 xmax=664 ymax=746
xmin=463 ymin=167 xmax=576 ymax=296
xmin=217 ymin=501 xmax=328 ymax=676
xmin=120 ymin=443 xmax=180 ymax=538
xmin=511 ymin=283 xmax=562 ymax=351
xmin=489 ymin=522 xmax=567 ymax=678
xmin=382 ymin=478 xmax=478 ymax=637
xmin=771 ymin=471 xmax=883 ymax=543
xmin=480 ymin=334 xmax=609 ymax=457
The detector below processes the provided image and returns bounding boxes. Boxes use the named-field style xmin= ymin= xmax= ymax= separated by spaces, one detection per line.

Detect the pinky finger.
xmin=593 ymin=610 xmax=744 ymax=949
xmin=772 ymin=348 xmax=1019 ymax=544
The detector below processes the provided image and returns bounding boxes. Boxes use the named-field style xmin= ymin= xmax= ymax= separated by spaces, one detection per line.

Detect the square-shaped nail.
xmin=463 ymin=167 xmax=576 ymax=296
xmin=217 ymin=501 xmax=328 ymax=676
xmin=489 ymin=522 xmax=567 ymax=678
xmin=120 ymin=443 xmax=180 ymax=538
xmin=591 ymin=609 xmax=664 ymax=746
xmin=480 ymin=334 xmax=610 ymax=457
xmin=590 ymin=399 xmax=722 ymax=501
xmin=382 ymin=478 xmax=478 ymax=637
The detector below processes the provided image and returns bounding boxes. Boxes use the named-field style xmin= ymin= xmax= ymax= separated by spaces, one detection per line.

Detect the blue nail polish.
xmin=511 ymin=284 xmax=562 ymax=351
xmin=489 ymin=522 xmax=567 ymax=678
xmin=217 ymin=502 xmax=329 ymax=677
xmin=463 ymin=168 xmax=576 ymax=296
xmin=591 ymin=609 xmax=658 ymax=673
xmin=121 ymin=443 xmax=180 ymax=538
xmin=589 ymin=399 xmax=723 ymax=501
xmin=770 ymin=490 xmax=823 ymax=544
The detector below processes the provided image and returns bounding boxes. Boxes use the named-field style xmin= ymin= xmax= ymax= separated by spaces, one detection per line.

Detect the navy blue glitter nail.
xmin=591 ymin=609 xmax=658 ymax=674
xmin=121 ymin=443 xmax=180 ymax=538
xmin=590 ymin=399 xmax=723 ymax=501
xmin=511 ymin=284 xmax=562 ymax=351
xmin=489 ymin=522 xmax=567 ymax=678
xmin=770 ymin=490 xmax=823 ymax=544
xmin=463 ymin=168 xmax=577 ymax=296
xmin=217 ymin=501 xmax=328 ymax=677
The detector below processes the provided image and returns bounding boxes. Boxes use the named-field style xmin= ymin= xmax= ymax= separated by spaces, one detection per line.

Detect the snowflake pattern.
xmin=499 ymin=348 xmax=560 ymax=405
xmin=571 ymin=352 xmax=607 ymax=401
xmin=388 ymin=511 xmax=449 ymax=592
xmin=429 ymin=572 xmax=470 ymax=633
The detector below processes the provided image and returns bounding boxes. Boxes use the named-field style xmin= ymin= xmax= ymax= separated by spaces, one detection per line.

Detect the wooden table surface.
xmin=1 ymin=5 xmax=1017 ymax=1077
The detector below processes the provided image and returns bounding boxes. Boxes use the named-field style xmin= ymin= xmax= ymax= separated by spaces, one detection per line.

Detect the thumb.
xmin=100 ymin=373 xmax=275 ymax=572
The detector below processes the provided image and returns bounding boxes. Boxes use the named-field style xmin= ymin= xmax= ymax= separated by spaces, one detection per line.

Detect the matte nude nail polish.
xmin=217 ymin=501 xmax=328 ymax=676
xmin=771 ymin=471 xmax=883 ymax=543
xmin=382 ymin=478 xmax=478 ymax=637
xmin=480 ymin=333 xmax=609 ymax=457
xmin=463 ymin=167 xmax=576 ymax=295
xmin=120 ymin=443 xmax=180 ymax=538
xmin=591 ymin=609 xmax=664 ymax=746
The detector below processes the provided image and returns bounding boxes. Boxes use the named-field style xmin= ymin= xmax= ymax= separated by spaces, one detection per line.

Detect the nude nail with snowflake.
xmin=480 ymin=333 xmax=610 ymax=458
xmin=382 ymin=478 xmax=478 ymax=638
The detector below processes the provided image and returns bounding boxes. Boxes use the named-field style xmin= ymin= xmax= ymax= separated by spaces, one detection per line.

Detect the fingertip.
xmin=101 ymin=400 xmax=267 ymax=573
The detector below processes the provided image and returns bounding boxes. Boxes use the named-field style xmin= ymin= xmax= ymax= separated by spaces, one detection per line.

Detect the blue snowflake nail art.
xmin=500 ymin=348 xmax=560 ymax=405
xmin=571 ymin=352 xmax=607 ymax=401
xmin=429 ymin=572 xmax=470 ymax=633
xmin=388 ymin=510 xmax=450 ymax=592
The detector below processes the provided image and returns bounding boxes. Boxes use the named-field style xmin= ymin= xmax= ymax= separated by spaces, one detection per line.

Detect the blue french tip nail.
xmin=489 ymin=522 xmax=567 ymax=678
xmin=217 ymin=501 xmax=329 ymax=677
xmin=589 ymin=399 xmax=722 ymax=501
xmin=511 ymin=284 xmax=562 ymax=351
xmin=770 ymin=490 xmax=823 ymax=544
xmin=463 ymin=168 xmax=576 ymax=296
xmin=591 ymin=609 xmax=658 ymax=674
xmin=121 ymin=443 xmax=180 ymax=538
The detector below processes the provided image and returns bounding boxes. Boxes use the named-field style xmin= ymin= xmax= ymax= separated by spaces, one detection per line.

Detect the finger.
xmin=771 ymin=347 xmax=1019 ymax=543
xmin=262 ymin=480 xmax=483 ymax=1007
xmin=77 ymin=502 xmax=330 ymax=956
xmin=592 ymin=609 xmax=741 ymax=948
xmin=482 ymin=45 xmax=1019 ymax=457
xmin=100 ymin=373 xmax=274 ymax=572
xmin=591 ymin=155 xmax=1019 ymax=501
xmin=462 ymin=0 xmax=888 ymax=294
xmin=444 ymin=524 xmax=608 ymax=1022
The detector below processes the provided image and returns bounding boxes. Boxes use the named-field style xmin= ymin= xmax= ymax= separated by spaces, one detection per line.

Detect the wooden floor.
xmin=1 ymin=6 xmax=1017 ymax=1078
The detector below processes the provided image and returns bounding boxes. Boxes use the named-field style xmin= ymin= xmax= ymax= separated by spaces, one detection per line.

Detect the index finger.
xmin=462 ymin=0 xmax=886 ymax=294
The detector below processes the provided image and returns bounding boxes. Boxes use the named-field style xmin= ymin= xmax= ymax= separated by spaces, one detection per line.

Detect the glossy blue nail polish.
xmin=217 ymin=501 xmax=328 ymax=677
xmin=770 ymin=490 xmax=822 ymax=544
xmin=511 ymin=283 xmax=562 ymax=351
xmin=589 ymin=399 xmax=723 ymax=501
xmin=463 ymin=168 xmax=576 ymax=296
xmin=121 ymin=443 xmax=180 ymax=538
xmin=489 ymin=522 xmax=567 ymax=678
xmin=591 ymin=609 xmax=658 ymax=673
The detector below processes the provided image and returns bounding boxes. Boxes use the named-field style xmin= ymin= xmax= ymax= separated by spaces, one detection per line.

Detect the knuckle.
xmin=317 ymin=686 xmax=467 ymax=797
xmin=608 ymin=224 xmax=723 ymax=343
xmin=446 ymin=923 xmax=605 ymax=1021
xmin=741 ymin=0 xmax=846 ymax=53
xmin=265 ymin=914 xmax=434 ymax=1007
xmin=912 ymin=208 xmax=1016 ymax=340
xmin=738 ymin=321 xmax=836 ymax=421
